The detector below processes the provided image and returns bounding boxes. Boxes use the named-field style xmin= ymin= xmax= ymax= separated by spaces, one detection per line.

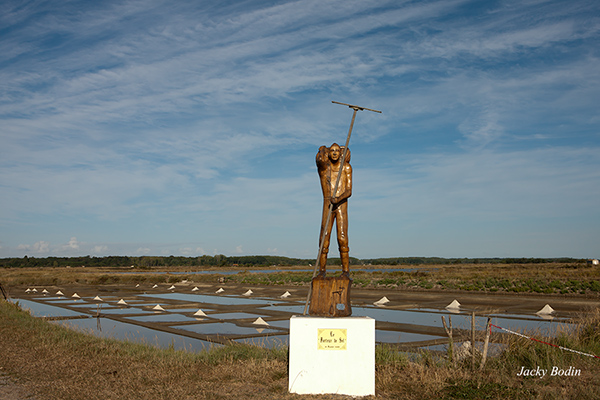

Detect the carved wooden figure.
xmin=304 ymin=102 xmax=381 ymax=317
xmin=316 ymin=143 xmax=352 ymax=277
xmin=310 ymin=143 xmax=353 ymax=317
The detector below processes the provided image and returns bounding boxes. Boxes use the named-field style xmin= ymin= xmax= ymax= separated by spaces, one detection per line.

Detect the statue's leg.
xmin=336 ymin=203 xmax=350 ymax=277
xmin=340 ymin=251 xmax=350 ymax=278
xmin=317 ymin=249 xmax=328 ymax=277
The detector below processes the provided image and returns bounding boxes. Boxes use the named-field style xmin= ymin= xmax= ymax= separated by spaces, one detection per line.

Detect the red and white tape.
xmin=490 ymin=323 xmax=600 ymax=359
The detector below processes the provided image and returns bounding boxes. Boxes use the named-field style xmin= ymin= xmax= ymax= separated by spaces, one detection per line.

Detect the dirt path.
xmin=0 ymin=370 xmax=37 ymax=400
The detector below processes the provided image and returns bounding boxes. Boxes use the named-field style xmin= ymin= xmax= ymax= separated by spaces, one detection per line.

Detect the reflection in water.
xmin=50 ymin=317 xmax=218 ymax=352
xmin=140 ymin=293 xmax=274 ymax=306
xmin=97 ymin=307 xmax=154 ymax=315
xmin=264 ymin=319 xmax=290 ymax=329
xmin=352 ymin=306 xmax=571 ymax=335
xmin=176 ymin=322 xmax=280 ymax=335
xmin=376 ymin=330 xmax=443 ymax=343
xmin=204 ymin=312 xmax=265 ymax=320
xmin=13 ymin=291 xmax=575 ymax=355
xmin=262 ymin=305 xmax=305 ymax=314
xmin=11 ymin=299 xmax=86 ymax=318
xmin=128 ymin=314 xmax=200 ymax=323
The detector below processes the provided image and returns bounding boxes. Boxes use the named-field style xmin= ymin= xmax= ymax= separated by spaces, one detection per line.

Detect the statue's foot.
xmin=340 ymin=271 xmax=350 ymax=279
xmin=316 ymin=270 xmax=326 ymax=278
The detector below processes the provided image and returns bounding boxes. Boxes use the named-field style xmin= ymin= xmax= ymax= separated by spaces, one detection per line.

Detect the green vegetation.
xmin=223 ymin=263 xmax=600 ymax=296
xmin=2 ymin=261 xmax=599 ymax=297
xmin=0 ymin=254 xmax=313 ymax=269
xmin=0 ymin=255 xmax=588 ymax=269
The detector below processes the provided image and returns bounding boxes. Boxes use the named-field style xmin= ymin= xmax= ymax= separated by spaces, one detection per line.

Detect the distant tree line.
xmin=0 ymin=255 xmax=586 ymax=269
xmin=359 ymin=257 xmax=584 ymax=265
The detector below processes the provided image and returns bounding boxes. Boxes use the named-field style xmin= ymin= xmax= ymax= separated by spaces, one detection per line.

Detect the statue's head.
xmin=329 ymin=143 xmax=350 ymax=163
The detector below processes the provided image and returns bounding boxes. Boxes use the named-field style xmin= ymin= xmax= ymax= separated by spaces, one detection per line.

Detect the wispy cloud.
xmin=1 ymin=0 xmax=599 ymax=258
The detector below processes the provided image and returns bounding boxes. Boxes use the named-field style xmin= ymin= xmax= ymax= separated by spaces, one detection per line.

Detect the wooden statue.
xmin=316 ymin=143 xmax=352 ymax=277
xmin=309 ymin=143 xmax=353 ymax=317
xmin=303 ymin=102 xmax=381 ymax=317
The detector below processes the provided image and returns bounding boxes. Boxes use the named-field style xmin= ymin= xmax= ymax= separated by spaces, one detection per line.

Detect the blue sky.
xmin=1 ymin=0 xmax=599 ymax=259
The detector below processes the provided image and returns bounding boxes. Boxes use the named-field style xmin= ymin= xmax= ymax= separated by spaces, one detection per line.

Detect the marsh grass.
xmin=4 ymin=263 xmax=599 ymax=296
xmin=471 ymin=310 xmax=600 ymax=399
xmin=2 ymin=261 xmax=600 ymax=399
xmin=1 ymin=300 xmax=600 ymax=399
xmin=0 ymin=300 xmax=292 ymax=400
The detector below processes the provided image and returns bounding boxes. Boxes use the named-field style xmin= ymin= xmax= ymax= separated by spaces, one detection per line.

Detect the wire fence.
xmin=490 ymin=322 xmax=600 ymax=359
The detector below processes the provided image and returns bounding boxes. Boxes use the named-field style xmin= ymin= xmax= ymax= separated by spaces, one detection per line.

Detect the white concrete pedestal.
xmin=288 ymin=315 xmax=375 ymax=396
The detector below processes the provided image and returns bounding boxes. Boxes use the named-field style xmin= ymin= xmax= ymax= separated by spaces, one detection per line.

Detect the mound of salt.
xmin=252 ymin=317 xmax=269 ymax=326
xmin=536 ymin=304 xmax=554 ymax=315
xmin=445 ymin=300 xmax=461 ymax=309
xmin=374 ymin=296 xmax=390 ymax=306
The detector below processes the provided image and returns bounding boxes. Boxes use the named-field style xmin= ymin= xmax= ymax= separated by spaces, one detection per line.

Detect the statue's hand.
xmin=316 ymin=146 xmax=329 ymax=166
xmin=318 ymin=146 xmax=328 ymax=158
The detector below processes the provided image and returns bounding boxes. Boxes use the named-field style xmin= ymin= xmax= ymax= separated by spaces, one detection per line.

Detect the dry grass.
xmin=2 ymin=300 xmax=600 ymax=399
xmin=2 ymin=263 xmax=600 ymax=399
xmin=0 ymin=300 xmax=295 ymax=400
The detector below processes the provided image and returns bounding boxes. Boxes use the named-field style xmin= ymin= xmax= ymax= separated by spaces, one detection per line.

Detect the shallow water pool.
xmin=12 ymin=299 xmax=87 ymax=318
xmin=50 ymin=317 xmax=219 ymax=351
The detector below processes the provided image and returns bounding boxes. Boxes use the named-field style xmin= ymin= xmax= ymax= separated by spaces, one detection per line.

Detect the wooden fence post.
xmin=479 ymin=317 xmax=492 ymax=371
xmin=441 ymin=316 xmax=454 ymax=366
xmin=471 ymin=311 xmax=476 ymax=370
